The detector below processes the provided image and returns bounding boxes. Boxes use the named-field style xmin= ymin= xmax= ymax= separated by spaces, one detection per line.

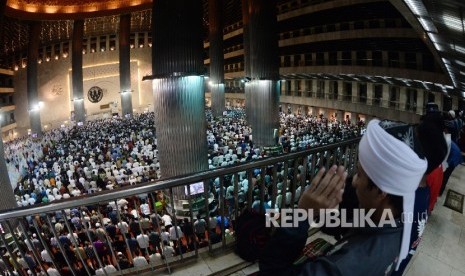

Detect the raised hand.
xmin=298 ymin=165 xmax=347 ymax=213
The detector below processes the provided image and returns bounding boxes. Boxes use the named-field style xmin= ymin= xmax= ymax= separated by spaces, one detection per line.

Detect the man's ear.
xmin=376 ymin=190 xmax=389 ymax=201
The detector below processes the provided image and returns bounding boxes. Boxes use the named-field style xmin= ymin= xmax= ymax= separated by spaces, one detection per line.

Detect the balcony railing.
xmin=276 ymin=91 xmax=419 ymax=114
xmin=0 ymin=138 xmax=360 ymax=276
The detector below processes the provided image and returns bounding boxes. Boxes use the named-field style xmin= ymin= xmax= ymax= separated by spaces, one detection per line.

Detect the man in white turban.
xmin=259 ymin=119 xmax=427 ymax=275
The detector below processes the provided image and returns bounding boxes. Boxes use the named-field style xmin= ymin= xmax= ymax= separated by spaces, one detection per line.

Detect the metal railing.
xmin=0 ymin=138 xmax=360 ymax=275
xmin=279 ymin=91 xmax=420 ymax=114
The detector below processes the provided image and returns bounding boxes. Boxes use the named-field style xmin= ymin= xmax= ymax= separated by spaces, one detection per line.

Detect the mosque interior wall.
xmin=12 ymin=48 xmax=153 ymax=136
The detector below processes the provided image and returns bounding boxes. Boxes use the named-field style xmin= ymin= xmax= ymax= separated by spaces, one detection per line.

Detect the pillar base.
xmin=248 ymin=80 xmax=280 ymax=148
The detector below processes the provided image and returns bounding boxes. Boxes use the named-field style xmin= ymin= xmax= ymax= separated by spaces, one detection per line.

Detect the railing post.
xmin=5 ymin=220 xmax=37 ymax=276
xmin=32 ymin=219 xmax=60 ymax=275
xmin=186 ymin=184 xmax=199 ymax=256
xmin=218 ymin=177 xmax=226 ymax=249
xmin=290 ymin=160 xmax=299 ymax=207
xmin=17 ymin=219 xmax=48 ymax=276
xmin=0 ymin=222 xmax=22 ymax=276
xmin=44 ymin=215 xmax=78 ymax=276
xmin=60 ymin=211 xmax=92 ymax=276
xmin=202 ymin=180 xmax=213 ymax=253
xmin=95 ymin=208 xmax=124 ymax=274
xmin=271 ymin=165 xmax=278 ymax=209
xmin=148 ymin=194 xmax=171 ymax=274
xmin=79 ymin=212 xmax=106 ymax=276
xmin=169 ymin=188 xmax=183 ymax=260
xmin=281 ymin=161 xmax=289 ymax=209
xmin=259 ymin=167 xmax=266 ymax=214
xmin=233 ymin=173 xmax=239 ymax=224
xmin=247 ymin=169 xmax=254 ymax=210
xmin=300 ymin=156 xmax=308 ymax=197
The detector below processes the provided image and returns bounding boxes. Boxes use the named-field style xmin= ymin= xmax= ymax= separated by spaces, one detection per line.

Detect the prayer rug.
xmin=444 ymin=189 xmax=464 ymax=213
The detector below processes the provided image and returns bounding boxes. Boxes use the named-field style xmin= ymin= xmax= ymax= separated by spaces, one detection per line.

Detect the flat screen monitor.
xmin=185 ymin=182 xmax=204 ymax=196
xmin=77 ymin=122 xmax=84 ymax=126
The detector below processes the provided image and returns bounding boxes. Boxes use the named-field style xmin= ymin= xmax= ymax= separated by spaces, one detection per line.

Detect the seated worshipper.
xmin=259 ymin=119 xmax=427 ymax=275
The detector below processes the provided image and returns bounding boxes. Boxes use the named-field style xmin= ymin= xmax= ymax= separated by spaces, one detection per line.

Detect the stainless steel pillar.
xmin=72 ymin=20 xmax=85 ymax=123
xmin=242 ymin=0 xmax=252 ymax=123
xmin=209 ymin=0 xmax=225 ymax=117
xmin=0 ymin=139 xmax=17 ymax=211
xmin=150 ymin=0 xmax=208 ymax=183
xmin=27 ymin=22 xmax=42 ymax=137
xmin=246 ymin=0 xmax=280 ymax=147
xmin=119 ymin=13 xmax=133 ymax=117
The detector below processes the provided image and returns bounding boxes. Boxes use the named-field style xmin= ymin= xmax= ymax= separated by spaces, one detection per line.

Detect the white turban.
xmin=359 ymin=119 xmax=427 ymax=270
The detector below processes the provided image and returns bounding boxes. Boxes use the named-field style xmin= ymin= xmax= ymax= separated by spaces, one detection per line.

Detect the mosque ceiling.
xmin=1 ymin=0 xmax=463 ymax=97
xmin=5 ymin=0 xmax=152 ymax=20
xmin=0 ymin=0 xmax=239 ymax=68
xmin=390 ymin=0 xmax=465 ymax=97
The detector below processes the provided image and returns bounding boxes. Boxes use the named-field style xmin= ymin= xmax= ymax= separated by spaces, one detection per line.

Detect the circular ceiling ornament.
xmin=87 ymin=86 xmax=104 ymax=103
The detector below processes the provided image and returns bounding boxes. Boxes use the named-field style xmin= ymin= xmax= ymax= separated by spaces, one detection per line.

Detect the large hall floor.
xmin=404 ymin=163 xmax=465 ymax=276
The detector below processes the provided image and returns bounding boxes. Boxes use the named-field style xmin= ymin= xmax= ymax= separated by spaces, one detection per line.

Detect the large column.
xmin=0 ymin=1 xmax=6 ymax=47
xmin=399 ymin=87 xmax=407 ymax=111
xmin=312 ymin=80 xmax=318 ymax=97
xmin=382 ymin=84 xmax=389 ymax=108
xmin=435 ymin=93 xmax=443 ymax=111
xmin=242 ymin=0 xmax=252 ymax=123
xmin=337 ymin=110 xmax=344 ymax=122
xmin=452 ymin=95 xmax=459 ymax=111
xmin=337 ymin=80 xmax=344 ymax=100
xmin=247 ymin=0 xmax=280 ymax=147
xmin=366 ymin=83 xmax=373 ymax=105
xmin=209 ymin=0 xmax=225 ymax=117
xmin=416 ymin=89 xmax=424 ymax=115
xmin=0 ymin=140 xmax=17 ymax=210
xmin=27 ymin=22 xmax=42 ymax=137
xmin=0 ymin=2 xmax=19 ymax=210
xmin=324 ymin=80 xmax=330 ymax=99
xmin=119 ymin=14 xmax=133 ymax=117
xmin=72 ymin=20 xmax=85 ymax=123
xmin=150 ymin=0 xmax=207 ymax=180
xmin=351 ymin=82 xmax=358 ymax=103
xmin=290 ymin=80 xmax=296 ymax=96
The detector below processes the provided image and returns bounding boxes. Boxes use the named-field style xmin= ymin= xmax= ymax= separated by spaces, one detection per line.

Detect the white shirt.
xmin=47 ymin=268 xmax=60 ymax=276
xmin=104 ymin=265 xmax=117 ymax=274
xmin=161 ymin=214 xmax=172 ymax=226
xmin=117 ymin=221 xmax=129 ymax=234
xmin=149 ymin=253 xmax=162 ymax=264
xmin=169 ymin=226 xmax=184 ymax=240
xmin=136 ymin=234 xmax=149 ymax=249
xmin=117 ymin=198 xmax=128 ymax=208
xmin=133 ymin=256 xmax=148 ymax=267
xmin=41 ymin=249 xmax=53 ymax=263
xmin=163 ymin=246 xmax=175 ymax=260
xmin=160 ymin=231 xmax=170 ymax=242
xmin=140 ymin=203 xmax=150 ymax=215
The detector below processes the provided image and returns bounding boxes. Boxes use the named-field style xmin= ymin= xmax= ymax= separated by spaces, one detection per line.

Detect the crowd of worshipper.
xmin=0 ymin=111 xmax=363 ymax=275
xmin=4 ymin=108 xmax=364 ymax=207
xmin=1 ymin=105 xmax=463 ymax=275
xmin=0 ymin=190 xmax=236 ymax=275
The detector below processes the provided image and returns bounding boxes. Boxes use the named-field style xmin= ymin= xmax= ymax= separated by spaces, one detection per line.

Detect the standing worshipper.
xmin=259 ymin=119 xmax=427 ymax=275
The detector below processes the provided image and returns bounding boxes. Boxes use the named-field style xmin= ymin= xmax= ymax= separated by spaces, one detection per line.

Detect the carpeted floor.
xmin=443 ymin=189 xmax=464 ymax=213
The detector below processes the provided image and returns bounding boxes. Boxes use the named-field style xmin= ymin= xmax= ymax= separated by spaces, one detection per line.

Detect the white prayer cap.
xmin=359 ymin=119 xmax=427 ymax=270
xmin=449 ymin=110 xmax=455 ymax=118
